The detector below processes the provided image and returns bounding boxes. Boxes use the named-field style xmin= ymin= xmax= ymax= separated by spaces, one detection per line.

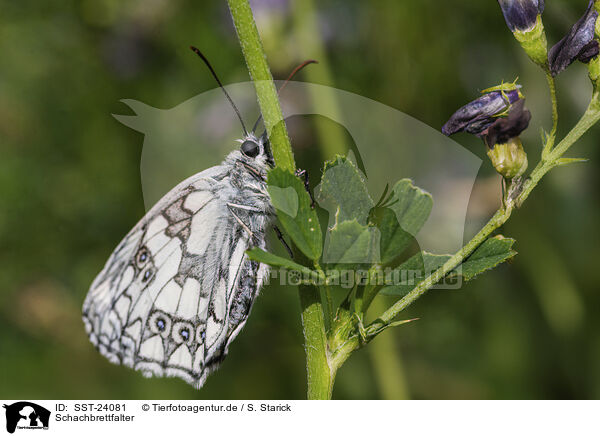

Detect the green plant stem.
xmin=314 ymin=262 xmax=334 ymax=328
xmin=228 ymin=0 xmax=331 ymax=399
xmin=371 ymin=207 xmax=513 ymax=330
xmin=543 ymin=72 xmax=558 ymax=155
xmin=520 ymin=93 xmax=600 ymax=204
xmin=369 ymin=93 xmax=600 ymax=334
xmin=227 ymin=0 xmax=295 ymax=172
xmin=299 ymin=283 xmax=334 ymax=399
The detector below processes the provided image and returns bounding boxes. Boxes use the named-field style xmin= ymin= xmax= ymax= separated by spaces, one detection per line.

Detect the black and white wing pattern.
xmin=83 ymin=142 xmax=274 ymax=389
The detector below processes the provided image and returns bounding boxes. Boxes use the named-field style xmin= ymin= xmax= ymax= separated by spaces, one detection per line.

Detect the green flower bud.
xmin=487 ymin=137 xmax=528 ymax=179
xmin=497 ymin=1 xmax=548 ymax=69
xmin=588 ymin=55 xmax=600 ymax=88
xmin=513 ymin=15 xmax=549 ymax=70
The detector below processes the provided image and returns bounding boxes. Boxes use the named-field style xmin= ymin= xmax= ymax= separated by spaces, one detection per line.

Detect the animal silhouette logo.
xmin=3 ymin=402 xmax=50 ymax=434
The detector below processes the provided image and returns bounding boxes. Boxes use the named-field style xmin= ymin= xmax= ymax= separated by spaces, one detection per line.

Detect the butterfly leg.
xmin=227 ymin=202 xmax=261 ymax=213
xmin=273 ymin=226 xmax=293 ymax=258
xmin=226 ymin=204 xmax=254 ymax=238
xmin=295 ymin=169 xmax=316 ymax=208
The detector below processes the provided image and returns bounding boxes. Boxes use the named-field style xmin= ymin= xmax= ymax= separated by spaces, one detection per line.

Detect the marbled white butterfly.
xmin=82 ymin=47 xmax=286 ymax=389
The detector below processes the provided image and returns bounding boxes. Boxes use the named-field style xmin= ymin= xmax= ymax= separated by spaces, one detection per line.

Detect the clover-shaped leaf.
xmin=267 ymin=168 xmax=322 ymax=260
xmin=371 ymin=179 xmax=433 ymax=264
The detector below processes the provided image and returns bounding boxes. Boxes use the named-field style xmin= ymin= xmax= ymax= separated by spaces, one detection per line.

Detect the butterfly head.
xmin=238 ymin=133 xmax=275 ymax=167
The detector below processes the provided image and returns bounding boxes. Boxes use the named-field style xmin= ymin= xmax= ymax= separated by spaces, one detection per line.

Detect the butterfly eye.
xmin=172 ymin=321 xmax=194 ymax=345
xmin=240 ymin=140 xmax=260 ymax=158
xmin=149 ymin=311 xmax=172 ymax=337
xmin=136 ymin=247 xmax=150 ymax=268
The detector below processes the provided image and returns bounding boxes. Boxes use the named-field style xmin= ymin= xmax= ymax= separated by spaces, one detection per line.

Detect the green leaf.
xmin=380 ymin=252 xmax=450 ymax=296
xmin=268 ymin=186 xmax=298 ymax=217
xmin=457 ymin=236 xmax=517 ymax=281
xmin=324 ymin=220 xmax=380 ymax=267
xmin=371 ymin=208 xmax=413 ymax=264
xmin=389 ymin=179 xmax=433 ymax=235
xmin=267 ymin=168 xmax=323 ymax=260
xmin=380 ymin=236 xmax=517 ymax=296
xmin=372 ymin=179 xmax=433 ymax=264
xmin=316 ymin=156 xmax=374 ymax=225
xmin=367 ymin=318 xmax=420 ymax=338
xmin=246 ymin=247 xmax=320 ymax=278
xmin=555 ymin=157 xmax=589 ymax=167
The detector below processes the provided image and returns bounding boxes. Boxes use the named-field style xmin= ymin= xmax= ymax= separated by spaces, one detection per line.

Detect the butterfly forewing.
xmin=83 ymin=142 xmax=273 ymax=389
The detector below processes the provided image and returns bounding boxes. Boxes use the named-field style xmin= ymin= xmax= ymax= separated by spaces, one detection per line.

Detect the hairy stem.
xmin=227 ymin=0 xmax=295 ymax=171
xmin=299 ymin=283 xmax=334 ymax=399
xmin=314 ymin=262 xmax=334 ymax=328
xmin=520 ymin=93 xmax=600 ymax=205
xmin=543 ymin=72 xmax=558 ymax=156
xmin=228 ymin=0 xmax=331 ymax=399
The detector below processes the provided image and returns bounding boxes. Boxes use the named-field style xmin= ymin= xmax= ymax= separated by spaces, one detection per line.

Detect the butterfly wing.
xmin=83 ymin=163 xmax=269 ymax=388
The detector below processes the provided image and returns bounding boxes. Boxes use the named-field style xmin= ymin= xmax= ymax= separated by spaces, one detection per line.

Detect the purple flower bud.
xmin=549 ymin=0 xmax=600 ymax=76
xmin=498 ymin=0 xmax=545 ymax=32
xmin=442 ymin=89 xmax=521 ymax=137
xmin=484 ymin=100 xmax=532 ymax=148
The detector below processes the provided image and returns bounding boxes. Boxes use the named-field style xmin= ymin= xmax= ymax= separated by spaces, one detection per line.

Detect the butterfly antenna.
xmin=279 ymin=59 xmax=318 ymax=94
xmin=190 ymin=46 xmax=248 ymax=136
xmin=251 ymin=59 xmax=318 ymax=134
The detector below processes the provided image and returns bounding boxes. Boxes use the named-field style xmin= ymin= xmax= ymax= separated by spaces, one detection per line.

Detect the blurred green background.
xmin=1 ymin=0 xmax=599 ymax=399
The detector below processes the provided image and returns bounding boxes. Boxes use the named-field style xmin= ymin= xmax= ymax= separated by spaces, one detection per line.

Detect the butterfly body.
xmin=83 ymin=134 xmax=273 ymax=389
